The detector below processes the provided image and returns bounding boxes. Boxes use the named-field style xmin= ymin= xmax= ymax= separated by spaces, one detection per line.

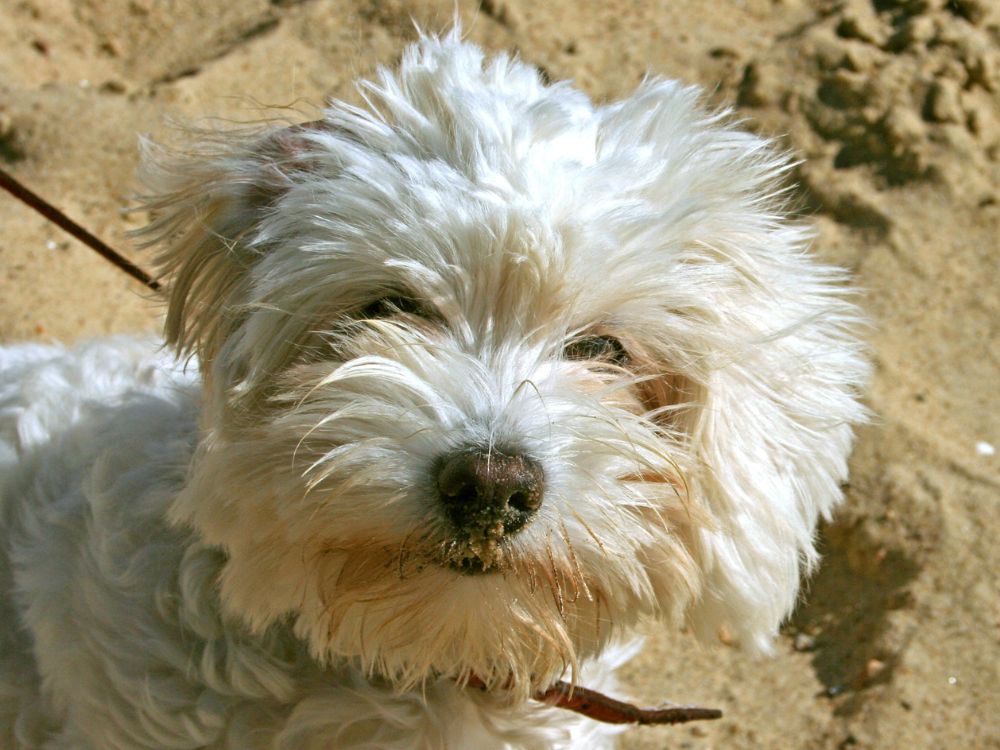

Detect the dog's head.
xmin=139 ymin=32 xmax=867 ymax=697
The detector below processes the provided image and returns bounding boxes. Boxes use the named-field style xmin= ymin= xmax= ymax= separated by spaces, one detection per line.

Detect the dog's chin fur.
xmin=1 ymin=30 xmax=868 ymax=749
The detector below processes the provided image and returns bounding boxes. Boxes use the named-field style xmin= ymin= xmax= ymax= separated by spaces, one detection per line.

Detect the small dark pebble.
xmin=709 ymin=46 xmax=738 ymax=59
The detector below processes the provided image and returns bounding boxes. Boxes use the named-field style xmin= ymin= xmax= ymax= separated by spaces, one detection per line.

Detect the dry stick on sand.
xmin=465 ymin=675 xmax=723 ymax=726
xmin=0 ymin=166 xmax=161 ymax=292
xmin=1 ymin=165 xmax=723 ymax=730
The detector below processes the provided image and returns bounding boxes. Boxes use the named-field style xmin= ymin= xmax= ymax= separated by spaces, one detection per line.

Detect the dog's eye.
xmin=563 ymin=335 xmax=629 ymax=365
xmin=360 ymin=295 xmax=424 ymax=319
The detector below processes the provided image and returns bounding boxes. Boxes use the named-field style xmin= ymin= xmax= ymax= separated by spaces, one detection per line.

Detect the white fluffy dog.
xmin=0 ymin=32 xmax=868 ymax=749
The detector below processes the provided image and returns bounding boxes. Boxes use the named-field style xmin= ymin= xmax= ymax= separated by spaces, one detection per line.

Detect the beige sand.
xmin=2 ymin=1 xmax=998 ymax=747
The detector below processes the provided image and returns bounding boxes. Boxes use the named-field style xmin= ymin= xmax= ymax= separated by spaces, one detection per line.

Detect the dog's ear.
xmin=683 ymin=308 xmax=868 ymax=654
xmin=135 ymin=122 xmax=329 ymax=370
xmin=595 ymin=79 xmax=869 ymax=652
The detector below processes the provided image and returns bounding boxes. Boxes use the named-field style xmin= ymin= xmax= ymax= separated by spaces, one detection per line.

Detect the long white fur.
xmin=0 ymin=30 xmax=868 ymax=749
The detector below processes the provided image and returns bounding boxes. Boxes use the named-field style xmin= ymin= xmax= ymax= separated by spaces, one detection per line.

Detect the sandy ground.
xmin=2 ymin=1 xmax=999 ymax=748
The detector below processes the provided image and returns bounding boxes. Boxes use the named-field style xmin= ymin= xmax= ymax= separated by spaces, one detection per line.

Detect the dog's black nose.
xmin=436 ymin=449 xmax=543 ymax=536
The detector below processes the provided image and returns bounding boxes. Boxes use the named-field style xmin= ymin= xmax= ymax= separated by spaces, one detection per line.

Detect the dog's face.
xmin=141 ymin=34 xmax=867 ymax=696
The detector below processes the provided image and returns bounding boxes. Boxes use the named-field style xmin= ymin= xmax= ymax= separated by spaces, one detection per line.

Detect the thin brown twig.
xmin=465 ymin=675 xmax=723 ymax=726
xmin=0 ymin=166 xmax=161 ymax=292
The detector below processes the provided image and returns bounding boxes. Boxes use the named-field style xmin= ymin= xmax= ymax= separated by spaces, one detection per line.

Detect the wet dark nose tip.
xmin=436 ymin=449 xmax=544 ymax=535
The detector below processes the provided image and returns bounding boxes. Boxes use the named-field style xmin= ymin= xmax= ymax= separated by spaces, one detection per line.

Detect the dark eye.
xmin=563 ymin=335 xmax=629 ymax=365
xmin=360 ymin=295 xmax=424 ymax=319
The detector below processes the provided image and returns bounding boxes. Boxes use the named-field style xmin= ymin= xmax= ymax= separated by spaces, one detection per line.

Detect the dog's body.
xmin=1 ymin=33 xmax=868 ymax=749
xmin=0 ymin=342 xmax=619 ymax=749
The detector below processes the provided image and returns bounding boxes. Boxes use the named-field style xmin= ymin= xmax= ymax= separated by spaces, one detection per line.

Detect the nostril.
xmin=437 ymin=456 xmax=482 ymax=510
xmin=507 ymin=488 xmax=540 ymax=514
xmin=438 ymin=471 xmax=477 ymax=504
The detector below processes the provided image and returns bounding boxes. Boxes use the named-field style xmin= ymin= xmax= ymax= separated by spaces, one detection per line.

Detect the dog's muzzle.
xmin=436 ymin=448 xmax=543 ymax=544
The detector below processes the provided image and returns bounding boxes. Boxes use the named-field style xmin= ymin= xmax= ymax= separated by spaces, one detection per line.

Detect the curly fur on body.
xmin=0 ymin=31 xmax=868 ymax=749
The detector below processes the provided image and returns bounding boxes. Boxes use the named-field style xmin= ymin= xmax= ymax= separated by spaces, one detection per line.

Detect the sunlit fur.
xmin=0 ymin=31 xmax=868 ymax=749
